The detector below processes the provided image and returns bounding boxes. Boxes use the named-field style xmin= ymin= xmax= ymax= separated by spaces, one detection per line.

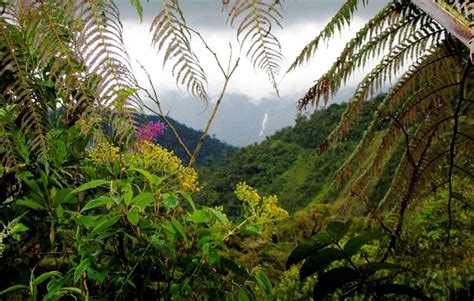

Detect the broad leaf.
xmin=286 ymin=239 xmax=331 ymax=269
xmin=70 ymin=180 xmax=109 ymax=195
xmin=16 ymin=198 xmax=45 ymax=210
xmin=127 ymin=208 xmax=140 ymax=225
xmin=171 ymin=218 xmax=187 ymax=241
xmin=326 ymin=221 xmax=351 ymax=241
xmin=132 ymin=192 xmax=155 ymax=211
xmin=91 ymin=215 xmax=120 ymax=236
xmin=313 ymin=267 xmax=359 ymax=300
xmin=187 ymin=209 xmax=211 ymax=224
xmin=300 ymin=248 xmax=345 ymax=280
xmin=163 ymin=193 xmax=179 ymax=210
xmin=81 ymin=197 xmax=114 ymax=212
xmin=221 ymin=258 xmax=250 ymax=279
xmin=343 ymin=232 xmax=381 ymax=256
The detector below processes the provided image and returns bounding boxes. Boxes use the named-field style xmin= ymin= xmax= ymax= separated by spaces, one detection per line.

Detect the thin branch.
xmin=137 ymin=62 xmax=193 ymax=159
xmin=188 ymin=58 xmax=240 ymax=167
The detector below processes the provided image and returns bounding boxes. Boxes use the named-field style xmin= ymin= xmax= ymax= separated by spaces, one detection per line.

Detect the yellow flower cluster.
xmin=87 ymin=140 xmax=121 ymax=165
xmin=126 ymin=142 xmax=199 ymax=193
xmin=235 ymin=182 xmax=260 ymax=207
xmin=260 ymin=195 xmax=289 ymax=223
xmin=234 ymin=182 xmax=288 ymax=226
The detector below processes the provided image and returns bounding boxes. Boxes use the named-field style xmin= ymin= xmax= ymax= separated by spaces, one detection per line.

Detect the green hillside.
xmin=144 ymin=115 xmax=237 ymax=166
xmin=196 ymin=97 xmax=382 ymax=214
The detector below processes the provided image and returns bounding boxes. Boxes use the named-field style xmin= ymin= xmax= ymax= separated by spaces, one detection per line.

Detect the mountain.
xmin=144 ymin=115 xmax=237 ymax=167
xmin=195 ymin=96 xmax=384 ymax=215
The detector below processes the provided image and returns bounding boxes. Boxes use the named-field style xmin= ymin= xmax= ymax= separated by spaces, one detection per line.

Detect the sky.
xmin=117 ymin=0 xmax=386 ymax=103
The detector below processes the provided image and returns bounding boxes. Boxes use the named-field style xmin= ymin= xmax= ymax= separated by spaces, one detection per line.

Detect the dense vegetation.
xmin=197 ymin=99 xmax=380 ymax=214
xmin=1 ymin=0 xmax=473 ymax=300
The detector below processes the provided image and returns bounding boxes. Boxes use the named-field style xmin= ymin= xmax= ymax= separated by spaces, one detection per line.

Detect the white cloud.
xmin=121 ymin=11 xmax=372 ymax=104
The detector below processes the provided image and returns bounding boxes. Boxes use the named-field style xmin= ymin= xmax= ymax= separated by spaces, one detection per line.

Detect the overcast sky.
xmin=117 ymin=0 xmax=387 ymax=104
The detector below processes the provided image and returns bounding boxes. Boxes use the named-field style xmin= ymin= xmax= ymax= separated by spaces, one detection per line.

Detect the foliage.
xmin=289 ymin=0 xmax=474 ymax=271
xmin=287 ymin=221 xmax=427 ymax=300
xmin=197 ymin=100 xmax=377 ymax=214
xmin=145 ymin=114 xmax=237 ymax=167
xmin=0 ymin=118 xmax=284 ymax=299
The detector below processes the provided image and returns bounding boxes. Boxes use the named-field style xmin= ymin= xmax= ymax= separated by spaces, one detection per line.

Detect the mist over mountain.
xmin=150 ymin=89 xmax=354 ymax=146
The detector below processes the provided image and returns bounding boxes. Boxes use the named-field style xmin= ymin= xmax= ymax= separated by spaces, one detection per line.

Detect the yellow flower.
xmin=126 ymin=142 xmax=199 ymax=193
xmin=87 ymin=140 xmax=121 ymax=165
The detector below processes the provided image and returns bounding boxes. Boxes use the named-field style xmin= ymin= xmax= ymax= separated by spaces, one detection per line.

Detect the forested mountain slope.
xmin=145 ymin=115 xmax=237 ymax=166
xmin=196 ymin=96 xmax=383 ymax=214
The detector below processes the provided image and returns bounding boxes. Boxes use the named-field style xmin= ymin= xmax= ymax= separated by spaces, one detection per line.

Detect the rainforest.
xmin=0 ymin=0 xmax=473 ymax=300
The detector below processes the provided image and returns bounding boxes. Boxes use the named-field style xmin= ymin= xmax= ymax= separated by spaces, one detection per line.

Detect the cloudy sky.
xmin=117 ymin=0 xmax=386 ymax=102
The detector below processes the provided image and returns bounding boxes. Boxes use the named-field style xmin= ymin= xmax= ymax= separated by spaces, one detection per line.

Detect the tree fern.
xmin=290 ymin=0 xmax=474 ymax=251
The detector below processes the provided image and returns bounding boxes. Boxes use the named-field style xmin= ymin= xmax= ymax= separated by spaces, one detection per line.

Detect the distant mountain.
xmin=144 ymin=115 xmax=237 ymax=167
xmin=157 ymin=90 xmax=356 ymax=146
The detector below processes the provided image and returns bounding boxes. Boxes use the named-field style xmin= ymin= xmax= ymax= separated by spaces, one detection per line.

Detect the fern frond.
xmin=288 ymin=0 xmax=372 ymax=73
xmin=0 ymin=20 xmax=49 ymax=163
xmin=150 ymin=0 xmax=207 ymax=100
xmin=228 ymin=0 xmax=283 ymax=93
xmin=298 ymin=4 xmax=427 ymax=109
xmin=77 ymin=0 xmax=142 ymax=112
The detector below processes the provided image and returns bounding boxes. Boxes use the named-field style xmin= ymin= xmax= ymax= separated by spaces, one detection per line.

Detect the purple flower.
xmin=136 ymin=121 xmax=165 ymax=143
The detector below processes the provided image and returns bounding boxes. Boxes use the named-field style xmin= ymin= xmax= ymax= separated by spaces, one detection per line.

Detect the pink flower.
xmin=136 ymin=121 xmax=165 ymax=143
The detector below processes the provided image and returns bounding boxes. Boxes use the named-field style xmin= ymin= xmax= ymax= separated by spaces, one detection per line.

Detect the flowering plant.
xmin=136 ymin=121 xmax=165 ymax=143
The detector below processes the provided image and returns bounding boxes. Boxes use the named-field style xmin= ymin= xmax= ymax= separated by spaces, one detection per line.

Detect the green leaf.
xmin=73 ymin=258 xmax=91 ymax=283
xmin=343 ymin=232 xmax=381 ymax=256
xmin=70 ymin=180 xmax=109 ymax=195
xmin=163 ymin=193 xmax=179 ymax=210
xmin=81 ymin=197 xmax=114 ymax=212
xmin=369 ymin=283 xmax=429 ymax=300
xmin=127 ymin=208 xmax=139 ymax=225
xmin=313 ymin=267 xmax=359 ymax=300
xmin=15 ymin=198 xmax=45 ymax=210
xmin=53 ymin=140 xmax=67 ymax=162
xmin=132 ymin=192 xmax=155 ymax=211
xmin=300 ymin=248 xmax=345 ymax=280
xmin=124 ymin=187 xmax=134 ymax=206
xmin=221 ymin=258 xmax=250 ymax=279
xmin=241 ymin=224 xmax=260 ymax=236
xmin=326 ymin=221 xmax=351 ymax=241
xmin=234 ymin=283 xmax=255 ymax=301
xmin=129 ymin=0 xmax=143 ymax=21
xmin=131 ymin=168 xmax=163 ymax=187
xmin=252 ymin=269 xmax=272 ymax=296
xmin=207 ymin=207 xmax=229 ymax=225
xmin=34 ymin=271 xmax=62 ymax=286
xmin=0 ymin=284 xmax=28 ymax=295
xmin=187 ymin=209 xmax=211 ymax=224
xmin=91 ymin=215 xmax=120 ymax=236
xmin=180 ymin=191 xmax=196 ymax=211
xmin=171 ymin=217 xmax=187 ymax=241
xmin=286 ymin=239 xmax=331 ymax=269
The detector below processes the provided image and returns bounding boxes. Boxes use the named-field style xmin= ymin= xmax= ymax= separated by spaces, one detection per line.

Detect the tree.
xmin=289 ymin=0 xmax=473 ymax=258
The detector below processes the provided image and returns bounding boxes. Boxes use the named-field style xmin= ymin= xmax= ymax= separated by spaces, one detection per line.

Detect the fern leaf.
xmin=288 ymin=0 xmax=371 ymax=73
xmin=228 ymin=0 xmax=283 ymax=94
xmin=150 ymin=0 xmax=207 ymax=100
